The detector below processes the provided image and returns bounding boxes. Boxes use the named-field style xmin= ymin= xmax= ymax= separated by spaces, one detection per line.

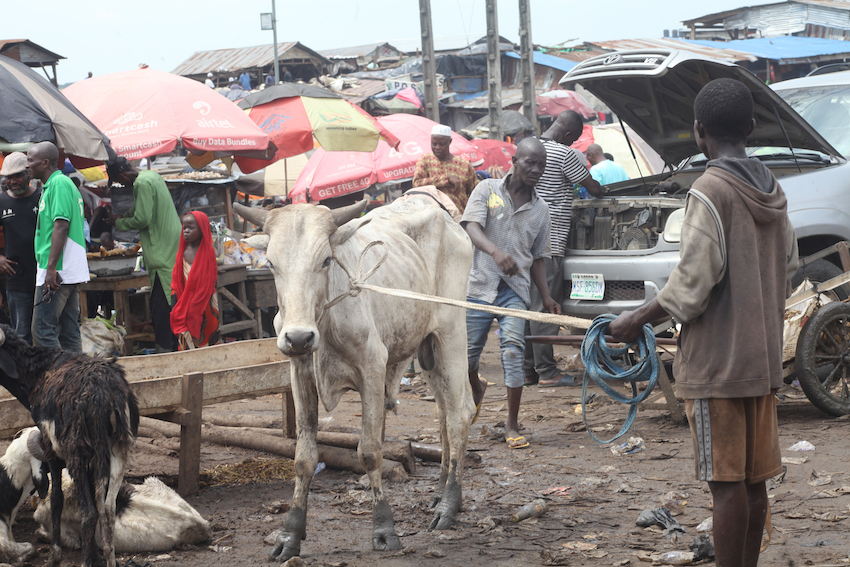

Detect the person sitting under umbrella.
xmin=170 ymin=211 xmax=219 ymax=350
xmin=412 ymin=124 xmax=477 ymax=212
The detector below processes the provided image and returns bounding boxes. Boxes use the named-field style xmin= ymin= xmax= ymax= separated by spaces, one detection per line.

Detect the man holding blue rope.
xmin=608 ymin=78 xmax=798 ymax=567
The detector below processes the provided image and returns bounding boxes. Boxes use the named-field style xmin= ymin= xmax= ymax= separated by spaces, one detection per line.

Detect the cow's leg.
xmin=427 ymin=329 xmax=473 ymax=530
xmin=47 ymin=459 xmax=64 ymax=567
xmin=361 ymin=348 xmax=401 ymax=551
xmin=270 ymin=358 xmax=319 ymax=561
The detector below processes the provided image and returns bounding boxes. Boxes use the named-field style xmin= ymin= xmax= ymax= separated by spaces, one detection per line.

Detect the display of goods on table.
xmin=86 ymin=244 xmax=141 ymax=277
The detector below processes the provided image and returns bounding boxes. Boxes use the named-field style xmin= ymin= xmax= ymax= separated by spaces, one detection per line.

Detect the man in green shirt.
xmin=106 ymin=157 xmax=181 ymax=352
xmin=26 ymin=142 xmax=90 ymax=352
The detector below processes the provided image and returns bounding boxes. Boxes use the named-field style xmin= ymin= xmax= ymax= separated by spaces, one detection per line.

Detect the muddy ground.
xmin=4 ymin=329 xmax=850 ymax=567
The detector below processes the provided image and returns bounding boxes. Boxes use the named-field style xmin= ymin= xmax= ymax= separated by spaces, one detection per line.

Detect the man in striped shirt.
xmin=524 ymin=111 xmax=604 ymax=387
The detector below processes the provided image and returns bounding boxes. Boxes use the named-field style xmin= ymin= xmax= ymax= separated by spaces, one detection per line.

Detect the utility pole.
xmin=419 ymin=0 xmax=440 ymax=123
xmin=485 ymin=0 xmax=502 ymax=140
xmin=518 ymin=0 xmax=538 ymax=134
xmin=272 ymin=0 xmax=280 ymax=84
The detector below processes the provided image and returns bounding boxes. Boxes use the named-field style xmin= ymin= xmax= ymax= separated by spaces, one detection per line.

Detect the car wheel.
xmin=794 ymin=301 xmax=850 ymax=416
xmin=791 ymin=259 xmax=849 ymax=301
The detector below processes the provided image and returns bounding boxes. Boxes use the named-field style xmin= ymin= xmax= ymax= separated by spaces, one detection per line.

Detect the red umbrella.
xmin=290 ymin=114 xmax=483 ymax=203
xmin=536 ymin=90 xmax=596 ymax=120
xmin=62 ymin=67 xmax=273 ymax=172
xmin=470 ymin=139 xmax=515 ymax=170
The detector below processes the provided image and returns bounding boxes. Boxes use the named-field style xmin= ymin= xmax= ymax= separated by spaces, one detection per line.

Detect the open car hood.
xmin=561 ymin=49 xmax=840 ymax=166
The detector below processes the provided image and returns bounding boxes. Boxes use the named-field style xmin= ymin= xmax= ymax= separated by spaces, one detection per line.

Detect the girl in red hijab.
xmin=170 ymin=211 xmax=220 ymax=350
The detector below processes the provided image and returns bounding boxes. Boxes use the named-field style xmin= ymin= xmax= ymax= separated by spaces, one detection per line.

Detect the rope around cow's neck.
xmin=325 ymin=240 xmax=592 ymax=330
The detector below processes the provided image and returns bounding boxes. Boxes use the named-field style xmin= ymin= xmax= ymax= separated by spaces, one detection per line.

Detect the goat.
xmin=0 ymin=428 xmax=48 ymax=563
xmin=0 ymin=324 xmax=139 ymax=567
xmin=34 ymin=474 xmax=211 ymax=553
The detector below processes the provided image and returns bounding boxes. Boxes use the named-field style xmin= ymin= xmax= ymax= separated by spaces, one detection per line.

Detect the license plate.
xmin=570 ymin=273 xmax=605 ymax=301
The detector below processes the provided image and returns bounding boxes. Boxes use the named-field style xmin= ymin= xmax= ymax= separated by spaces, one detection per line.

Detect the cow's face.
xmin=263 ymin=201 xmax=368 ymax=357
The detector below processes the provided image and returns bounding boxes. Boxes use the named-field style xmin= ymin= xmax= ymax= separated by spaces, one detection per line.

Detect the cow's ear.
xmin=243 ymin=234 xmax=270 ymax=250
xmin=330 ymin=218 xmax=372 ymax=248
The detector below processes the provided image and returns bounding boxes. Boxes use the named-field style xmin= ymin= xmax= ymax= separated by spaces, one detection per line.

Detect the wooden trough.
xmin=0 ymin=338 xmax=292 ymax=496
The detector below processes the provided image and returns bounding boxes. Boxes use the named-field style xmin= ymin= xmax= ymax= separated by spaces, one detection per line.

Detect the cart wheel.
xmin=795 ymin=301 xmax=850 ymax=416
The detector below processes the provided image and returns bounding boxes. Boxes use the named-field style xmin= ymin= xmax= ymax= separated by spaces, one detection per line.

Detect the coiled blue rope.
xmin=580 ymin=314 xmax=660 ymax=444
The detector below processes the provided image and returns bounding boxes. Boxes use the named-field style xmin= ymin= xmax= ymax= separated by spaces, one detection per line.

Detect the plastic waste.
xmin=689 ymin=534 xmax=715 ymax=561
xmin=654 ymin=551 xmax=695 ymax=565
xmin=636 ymin=507 xmax=687 ymax=537
xmin=660 ymin=490 xmax=689 ymax=515
xmin=313 ymin=462 xmax=326 ymax=476
xmin=787 ymin=440 xmax=815 ymax=451
xmin=695 ymin=516 xmax=713 ymax=533
xmin=510 ymin=499 xmax=549 ymax=522
xmin=611 ymin=436 xmax=645 ymax=456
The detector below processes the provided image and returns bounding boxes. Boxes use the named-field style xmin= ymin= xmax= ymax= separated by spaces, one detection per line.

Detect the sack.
xmin=81 ymin=315 xmax=127 ymax=357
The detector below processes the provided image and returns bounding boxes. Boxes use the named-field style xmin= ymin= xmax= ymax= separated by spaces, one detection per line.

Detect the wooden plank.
xmin=217 ymin=266 xmax=248 ymax=287
xmin=837 ymin=241 xmax=850 ymax=273
xmin=219 ymin=320 xmax=257 ymax=335
xmin=117 ymin=337 xmax=284 ymax=379
xmin=655 ymin=354 xmax=686 ymax=424
xmin=178 ymin=373 xmax=203 ymax=496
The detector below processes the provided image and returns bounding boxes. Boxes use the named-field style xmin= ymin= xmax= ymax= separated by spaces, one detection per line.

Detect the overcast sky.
xmin=3 ymin=0 xmax=749 ymax=84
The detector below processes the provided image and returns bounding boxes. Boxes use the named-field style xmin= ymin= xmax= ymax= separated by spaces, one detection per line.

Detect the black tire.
xmin=792 ymin=259 xmax=849 ymax=300
xmin=795 ymin=301 xmax=850 ymax=416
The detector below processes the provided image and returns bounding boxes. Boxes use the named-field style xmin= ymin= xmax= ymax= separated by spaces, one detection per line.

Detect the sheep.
xmin=34 ymin=474 xmax=211 ymax=553
xmin=0 ymin=324 xmax=139 ymax=567
xmin=0 ymin=427 xmax=48 ymax=563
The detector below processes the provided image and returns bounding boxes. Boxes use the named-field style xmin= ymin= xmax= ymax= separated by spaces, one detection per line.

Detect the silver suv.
xmin=559 ymin=49 xmax=849 ymax=317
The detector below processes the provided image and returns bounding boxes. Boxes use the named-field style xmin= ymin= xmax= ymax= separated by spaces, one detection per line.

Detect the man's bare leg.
xmin=505 ymin=386 xmax=523 ymax=442
xmin=709 ymin=480 xmax=757 ymax=567
xmin=744 ymin=481 xmax=768 ymax=565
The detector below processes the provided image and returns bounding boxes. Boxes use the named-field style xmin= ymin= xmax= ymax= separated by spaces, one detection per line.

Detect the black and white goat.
xmin=0 ymin=427 xmax=48 ymax=563
xmin=0 ymin=324 xmax=139 ymax=567
xmin=34 ymin=474 xmax=211 ymax=553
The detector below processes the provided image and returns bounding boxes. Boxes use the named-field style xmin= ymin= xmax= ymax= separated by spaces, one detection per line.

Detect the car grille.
xmin=566 ymin=280 xmax=645 ymax=301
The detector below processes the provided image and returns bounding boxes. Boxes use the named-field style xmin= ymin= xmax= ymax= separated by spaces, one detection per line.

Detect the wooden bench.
xmin=0 ymin=338 xmax=292 ymax=496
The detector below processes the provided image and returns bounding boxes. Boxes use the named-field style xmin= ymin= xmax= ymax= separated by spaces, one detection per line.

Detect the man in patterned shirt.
xmin=525 ymin=111 xmax=604 ymax=387
xmin=412 ymin=124 xmax=477 ymax=211
xmin=463 ymin=137 xmax=560 ymax=449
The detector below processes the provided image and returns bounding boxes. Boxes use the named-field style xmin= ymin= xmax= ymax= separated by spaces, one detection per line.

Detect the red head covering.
xmin=170 ymin=211 xmax=217 ymax=338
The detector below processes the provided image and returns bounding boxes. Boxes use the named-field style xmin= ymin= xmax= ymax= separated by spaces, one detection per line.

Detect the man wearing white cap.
xmin=412 ymin=124 xmax=477 ymax=211
xmin=0 ymin=152 xmax=41 ymax=343
xmin=205 ymin=73 xmax=215 ymax=88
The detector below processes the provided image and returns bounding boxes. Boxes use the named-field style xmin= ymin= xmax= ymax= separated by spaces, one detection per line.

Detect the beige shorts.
xmin=685 ymin=393 xmax=782 ymax=483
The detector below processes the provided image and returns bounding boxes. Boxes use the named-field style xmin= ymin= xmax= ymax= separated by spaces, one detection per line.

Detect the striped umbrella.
xmin=234 ymin=83 xmax=400 ymax=172
xmin=0 ymin=56 xmax=113 ymax=167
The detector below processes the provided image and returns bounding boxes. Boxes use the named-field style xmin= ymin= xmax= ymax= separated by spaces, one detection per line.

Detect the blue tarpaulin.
xmin=684 ymin=36 xmax=850 ymax=63
xmin=505 ymin=51 xmax=578 ymax=73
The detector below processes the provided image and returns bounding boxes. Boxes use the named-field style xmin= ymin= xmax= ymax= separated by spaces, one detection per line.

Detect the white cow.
xmin=234 ymin=197 xmax=475 ymax=561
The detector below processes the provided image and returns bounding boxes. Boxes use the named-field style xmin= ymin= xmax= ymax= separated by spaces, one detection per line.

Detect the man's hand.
xmin=447 ymin=174 xmax=461 ymax=192
xmin=607 ymin=310 xmax=645 ymax=344
xmin=542 ymin=296 xmax=561 ymax=315
xmin=44 ymin=268 xmax=61 ymax=291
xmin=491 ymin=248 xmax=518 ymax=276
xmin=0 ymin=256 xmax=17 ymax=276
xmin=107 ymin=211 xmax=118 ymax=226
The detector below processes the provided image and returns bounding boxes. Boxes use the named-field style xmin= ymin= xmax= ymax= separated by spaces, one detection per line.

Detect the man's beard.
xmin=8 ymin=185 xmax=28 ymax=196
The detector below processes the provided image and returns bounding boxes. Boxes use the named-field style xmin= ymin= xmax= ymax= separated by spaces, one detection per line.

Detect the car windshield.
xmin=775 ymin=84 xmax=850 ymax=158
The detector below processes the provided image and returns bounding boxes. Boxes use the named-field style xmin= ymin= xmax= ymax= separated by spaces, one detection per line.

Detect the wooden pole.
xmin=419 ymin=0 xmax=441 ymax=123
xmin=485 ymin=0 xmax=503 ymax=140
xmin=518 ymin=0 xmax=538 ymax=134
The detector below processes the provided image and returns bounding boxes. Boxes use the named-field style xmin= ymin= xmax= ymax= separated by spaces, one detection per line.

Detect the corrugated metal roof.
xmin=589 ymin=38 xmax=757 ymax=62
xmin=319 ymin=42 xmax=399 ymax=60
xmin=335 ymin=77 xmax=389 ymax=104
xmin=504 ymin=51 xmax=577 ymax=73
xmin=685 ymin=35 xmax=850 ymax=62
xmin=447 ymin=87 xmax=525 ymax=109
xmin=0 ymin=39 xmax=64 ymax=61
xmin=684 ymin=0 xmax=850 ymax=26
xmin=171 ymin=42 xmax=328 ymax=76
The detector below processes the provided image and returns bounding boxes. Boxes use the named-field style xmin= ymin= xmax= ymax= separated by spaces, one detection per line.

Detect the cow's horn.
xmin=27 ymin=430 xmax=46 ymax=461
xmin=330 ymin=198 xmax=369 ymax=227
xmin=232 ymin=202 xmax=268 ymax=228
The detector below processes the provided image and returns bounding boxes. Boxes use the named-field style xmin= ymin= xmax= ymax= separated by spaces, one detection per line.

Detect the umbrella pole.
xmin=284 ymin=159 xmax=288 ymax=197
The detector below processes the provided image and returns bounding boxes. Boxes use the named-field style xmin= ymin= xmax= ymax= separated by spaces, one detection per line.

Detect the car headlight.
xmin=662 ymin=209 xmax=685 ymax=243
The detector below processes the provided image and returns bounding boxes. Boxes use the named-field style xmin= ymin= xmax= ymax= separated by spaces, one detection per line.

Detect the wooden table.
xmin=246 ymin=268 xmax=278 ymax=339
xmin=79 ymin=272 xmax=153 ymax=346
xmin=216 ymin=264 xmax=259 ymax=340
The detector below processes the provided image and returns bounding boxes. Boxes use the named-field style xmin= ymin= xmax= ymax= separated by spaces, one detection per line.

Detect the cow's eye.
xmin=322 ymin=256 xmax=332 ymax=268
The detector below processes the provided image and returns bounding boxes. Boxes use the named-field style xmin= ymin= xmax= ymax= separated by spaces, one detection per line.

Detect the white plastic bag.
xmin=81 ymin=317 xmax=127 ymax=357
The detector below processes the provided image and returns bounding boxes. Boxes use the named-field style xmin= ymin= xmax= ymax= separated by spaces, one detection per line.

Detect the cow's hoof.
xmin=429 ymin=494 xmax=442 ymax=509
xmin=269 ymin=532 xmax=301 ymax=562
xmin=429 ymin=499 xmax=460 ymax=530
xmin=372 ymin=528 xmax=402 ymax=551
xmin=47 ymin=545 xmax=62 ymax=567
